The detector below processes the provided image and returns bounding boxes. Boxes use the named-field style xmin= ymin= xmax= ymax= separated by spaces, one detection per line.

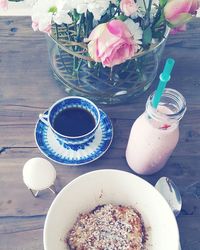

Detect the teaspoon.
xmin=155 ymin=177 xmax=182 ymax=250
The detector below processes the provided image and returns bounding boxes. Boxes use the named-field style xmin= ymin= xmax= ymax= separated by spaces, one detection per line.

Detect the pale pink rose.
xmin=164 ymin=0 xmax=200 ymax=27
xmin=0 ymin=0 xmax=8 ymax=10
xmin=42 ymin=24 xmax=52 ymax=34
xmin=120 ymin=0 xmax=138 ymax=16
xmin=31 ymin=13 xmax=52 ymax=34
xmin=32 ymin=21 xmax=39 ymax=32
xmin=87 ymin=20 xmax=137 ymax=67
xmin=170 ymin=24 xmax=187 ymax=34
xmin=190 ymin=0 xmax=200 ymax=13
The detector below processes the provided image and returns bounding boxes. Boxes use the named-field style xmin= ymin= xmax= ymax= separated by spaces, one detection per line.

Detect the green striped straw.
xmin=152 ymin=58 xmax=175 ymax=109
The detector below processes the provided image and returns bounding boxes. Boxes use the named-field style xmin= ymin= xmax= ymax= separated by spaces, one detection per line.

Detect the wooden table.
xmin=0 ymin=17 xmax=200 ymax=250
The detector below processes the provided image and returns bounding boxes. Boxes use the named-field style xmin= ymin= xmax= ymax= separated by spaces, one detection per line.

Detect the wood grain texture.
xmin=0 ymin=17 xmax=200 ymax=250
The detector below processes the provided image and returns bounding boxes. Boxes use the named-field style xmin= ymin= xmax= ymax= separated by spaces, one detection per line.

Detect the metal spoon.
xmin=155 ymin=177 xmax=182 ymax=216
xmin=155 ymin=177 xmax=182 ymax=250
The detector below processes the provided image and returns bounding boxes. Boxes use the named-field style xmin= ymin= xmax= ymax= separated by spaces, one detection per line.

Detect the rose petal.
xmin=107 ymin=20 xmax=132 ymax=38
xmin=164 ymin=0 xmax=192 ymax=21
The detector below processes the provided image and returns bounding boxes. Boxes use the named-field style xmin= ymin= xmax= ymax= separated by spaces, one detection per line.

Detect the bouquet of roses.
xmin=1 ymin=0 xmax=200 ymax=68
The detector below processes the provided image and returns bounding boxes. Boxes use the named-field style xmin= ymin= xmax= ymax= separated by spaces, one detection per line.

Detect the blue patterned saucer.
xmin=34 ymin=109 xmax=113 ymax=165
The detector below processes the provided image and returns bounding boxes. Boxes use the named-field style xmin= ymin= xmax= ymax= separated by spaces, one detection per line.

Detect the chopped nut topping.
xmin=67 ymin=204 xmax=145 ymax=250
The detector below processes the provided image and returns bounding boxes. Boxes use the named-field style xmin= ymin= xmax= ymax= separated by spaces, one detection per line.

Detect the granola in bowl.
xmin=67 ymin=204 xmax=145 ymax=250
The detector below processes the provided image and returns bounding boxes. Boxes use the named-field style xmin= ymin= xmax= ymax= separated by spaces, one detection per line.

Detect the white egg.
xmin=23 ymin=157 xmax=56 ymax=191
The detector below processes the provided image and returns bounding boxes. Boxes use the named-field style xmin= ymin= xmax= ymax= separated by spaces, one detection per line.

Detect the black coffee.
xmin=53 ymin=108 xmax=96 ymax=137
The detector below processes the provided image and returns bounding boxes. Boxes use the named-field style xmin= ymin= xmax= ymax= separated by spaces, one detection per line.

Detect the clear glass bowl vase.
xmin=46 ymin=32 xmax=168 ymax=105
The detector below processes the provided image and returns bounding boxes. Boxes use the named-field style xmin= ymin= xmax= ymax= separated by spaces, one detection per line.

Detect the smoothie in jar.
xmin=126 ymin=88 xmax=186 ymax=175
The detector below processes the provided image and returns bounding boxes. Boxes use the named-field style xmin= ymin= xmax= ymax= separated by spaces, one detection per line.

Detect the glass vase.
xmin=46 ymin=31 xmax=169 ymax=105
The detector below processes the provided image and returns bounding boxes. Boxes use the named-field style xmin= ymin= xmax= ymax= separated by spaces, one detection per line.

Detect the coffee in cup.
xmin=39 ymin=96 xmax=100 ymax=146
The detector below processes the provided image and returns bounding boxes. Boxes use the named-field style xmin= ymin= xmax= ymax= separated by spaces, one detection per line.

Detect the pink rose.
xmin=170 ymin=24 xmax=187 ymax=34
xmin=164 ymin=0 xmax=200 ymax=27
xmin=32 ymin=21 xmax=39 ymax=32
xmin=31 ymin=13 xmax=52 ymax=34
xmin=0 ymin=0 xmax=8 ymax=10
xmin=87 ymin=20 xmax=137 ymax=67
xmin=190 ymin=0 xmax=200 ymax=13
xmin=120 ymin=0 xmax=138 ymax=16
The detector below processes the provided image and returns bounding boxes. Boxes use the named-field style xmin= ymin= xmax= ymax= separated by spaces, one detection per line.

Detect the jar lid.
xmin=23 ymin=157 xmax=56 ymax=191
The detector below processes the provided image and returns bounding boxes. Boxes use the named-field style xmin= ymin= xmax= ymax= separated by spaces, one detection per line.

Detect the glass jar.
xmin=126 ymin=88 xmax=187 ymax=175
xmin=46 ymin=28 xmax=169 ymax=105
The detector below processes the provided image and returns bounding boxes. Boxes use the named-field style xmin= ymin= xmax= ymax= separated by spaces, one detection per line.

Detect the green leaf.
xmin=154 ymin=13 xmax=165 ymax=28
xmin=116 ymin=15 xmax=127 ymax=21
xmin=142 ymin=26 xmax=152 ymax=48
xmin=115 ymin=0 xmax=121 ymax=7
xmin=48 ymin=6 xmax=57 ymax=13
xmin=72 ymin=9 xmax=81 ymax=22
xmin=159 ymin=0 xmax=168 ymax=7
xmin=99 ymin=13 xmax=110 ymax=23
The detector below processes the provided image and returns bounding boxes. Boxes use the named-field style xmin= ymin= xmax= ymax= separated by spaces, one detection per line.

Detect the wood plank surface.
xmin=0 ymin=17 xmax=200 ymax=250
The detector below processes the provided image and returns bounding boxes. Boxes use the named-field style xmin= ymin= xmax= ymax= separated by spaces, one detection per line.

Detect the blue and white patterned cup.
xmin=39 ymin=96 xmax=100 ymax=149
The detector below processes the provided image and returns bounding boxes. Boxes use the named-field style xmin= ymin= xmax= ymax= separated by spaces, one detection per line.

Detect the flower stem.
xmin=148 ymin=0 xmax=152 ymax=12
xmin=73 ymin=57 xmax=78 ymax=75
xmin=109 ymin=67 xmax=113 ymax=81
xmin=142 ymin=0 xmax=147 ymax=11
xmin=86 ymin=11 xmax=93 ymax=37
xmin=64 ymin=24 xmax=70 ymax=41
xmin=76 ymin=58 xmax=83 ymax=72
xmin=96 ymin=63 xmax=101 ymax=77
xmin=109 ymin=3 xmax=112 ymax=16
xmin=55 ymin=23 xmax=59 ymax=40
xmin=73 ymin=14 xmax=84 ymax=74
xmin=76 ymin=14 xmax=84 ymax=42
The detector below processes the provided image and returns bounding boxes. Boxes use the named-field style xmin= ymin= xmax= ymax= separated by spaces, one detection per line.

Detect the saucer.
xmin=34 ymin=109 xmax=113 ymax=165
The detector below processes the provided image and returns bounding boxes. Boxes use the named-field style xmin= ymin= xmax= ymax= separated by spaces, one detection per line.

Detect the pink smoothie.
xmin=126 ymin=108 xmax=179 ymax=175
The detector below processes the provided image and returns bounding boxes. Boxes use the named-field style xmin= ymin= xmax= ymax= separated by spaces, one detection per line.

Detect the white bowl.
xmin=44 ymin=169 xmax=179 ymax=250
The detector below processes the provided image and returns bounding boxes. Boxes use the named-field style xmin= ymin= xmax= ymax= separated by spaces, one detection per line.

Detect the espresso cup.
xmin=39 ymin=96 xmax=100 ymax=147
